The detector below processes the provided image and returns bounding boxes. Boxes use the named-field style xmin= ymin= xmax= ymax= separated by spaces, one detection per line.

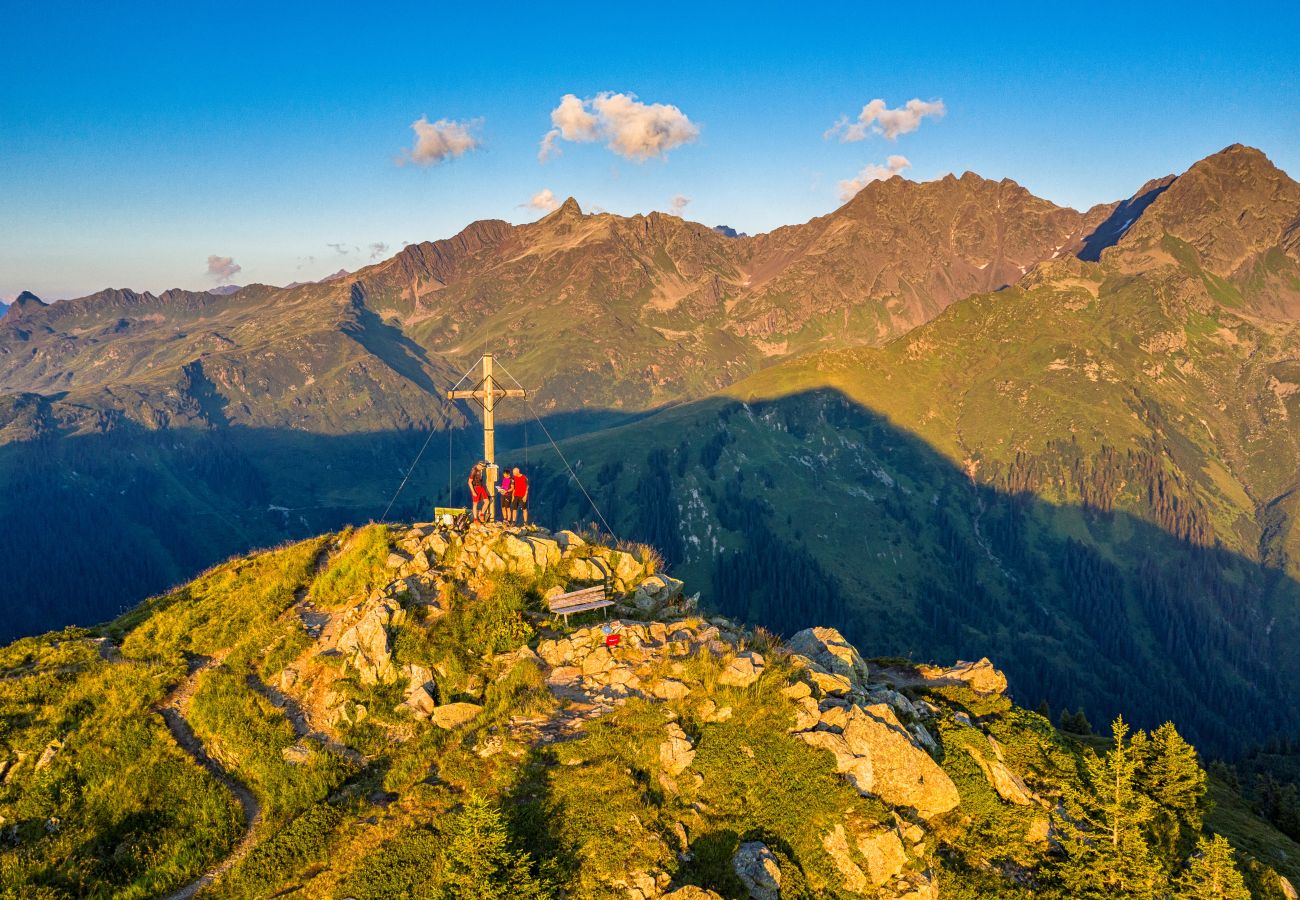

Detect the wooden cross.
xmin=446 ymin=353 xmax=526 ymax=485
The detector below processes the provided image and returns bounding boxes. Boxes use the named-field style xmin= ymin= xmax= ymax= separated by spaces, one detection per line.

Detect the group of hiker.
xmin=467 ymin=460 xmax=529 ymax=525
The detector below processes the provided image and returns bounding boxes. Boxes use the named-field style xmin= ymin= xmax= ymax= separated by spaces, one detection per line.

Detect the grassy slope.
xmin=1 ymin=527 xmax=1296 ymax=898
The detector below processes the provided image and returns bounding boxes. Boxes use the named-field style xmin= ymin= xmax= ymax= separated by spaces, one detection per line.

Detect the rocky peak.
xmin=1116 ymin=143 xmax=1300 ymax=275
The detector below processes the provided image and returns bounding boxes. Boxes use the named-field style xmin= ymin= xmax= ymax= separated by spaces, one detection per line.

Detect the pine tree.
xmin=438 ymin=795 xmax=552 ymax=900
xmin=1055 ymin=717 xmax=1163 ymax=899
xmin=1136 ymin=722 xmax=1207 ymax=827
xmin=1173 ymin=835 xmax=1251 ymax=900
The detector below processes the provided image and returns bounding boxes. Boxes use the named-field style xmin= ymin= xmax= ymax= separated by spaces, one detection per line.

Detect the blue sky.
xmin=3 ymin=0 xmax=1298 ymax=300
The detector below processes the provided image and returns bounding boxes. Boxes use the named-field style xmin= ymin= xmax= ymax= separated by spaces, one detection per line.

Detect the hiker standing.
xmin=468 ymin=461 xmax=490 ymax=523
xmin=511 ymin=466 xmax=530 ymax=526
xmin=499 ymin=467 xmax=515 ymax=525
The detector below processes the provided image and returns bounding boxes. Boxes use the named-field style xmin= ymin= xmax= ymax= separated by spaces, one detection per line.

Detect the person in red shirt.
xmin=468 ymin=461 xmax=490 ymax=523
xmin=510 ymin=466 xmax=530 ymax=526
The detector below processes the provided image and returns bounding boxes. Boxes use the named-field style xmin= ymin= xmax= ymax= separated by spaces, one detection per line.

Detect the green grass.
xmin=309 ymin=525 xmax=392 ymax=607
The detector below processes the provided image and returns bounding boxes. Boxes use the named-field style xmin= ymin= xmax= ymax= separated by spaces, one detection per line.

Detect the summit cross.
xmin=446 ymin=353 xmax=526 ymax=486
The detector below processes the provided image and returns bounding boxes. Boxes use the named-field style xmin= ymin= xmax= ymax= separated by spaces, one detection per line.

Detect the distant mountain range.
xmin=3 ymin=144 xmax=1299 ymax=758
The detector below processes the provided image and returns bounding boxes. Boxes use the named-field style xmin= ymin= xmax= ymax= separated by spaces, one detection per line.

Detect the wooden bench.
xmin=547 ymin=582 xmax=614 ymax=625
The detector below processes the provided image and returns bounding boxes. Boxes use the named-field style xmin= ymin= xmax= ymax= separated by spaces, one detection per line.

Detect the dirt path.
xmin=157 ymin=653 xmax=262 ymax=900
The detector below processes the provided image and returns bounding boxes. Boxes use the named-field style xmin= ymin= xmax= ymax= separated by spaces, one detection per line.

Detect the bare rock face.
xmin=915 ymin=657 xmax=1007 ymax=694
xmin=841 ymin=704 xmax=961 ymax=820
xmin=822 ymin=823 xmax=871 ymax=893
xmin=857 ymin=826 xmax=907 ymax=886
xmin=787 ymin=627 xmax=871 ymax=689
xmin=335 ymin=597 xmax=402 ymax=685
xmin=732 ymin=841 xmax=782 ymax=900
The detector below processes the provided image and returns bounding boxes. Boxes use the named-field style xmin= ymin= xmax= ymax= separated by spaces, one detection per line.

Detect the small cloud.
xmin=327 ymin=243 xmax=354 ymax=256
xmin=205 ymin=255 xmax=242 ymax=282
xmin=368 ymin=242 xmax=390 ymax=260
xmin=838 ymin=155 xmax=911 ymax=200
xmin=540 ymin=92 xmax=699 ymax=162
xmin=399 ymin=116 xmax=482 ymax=166
xmin=520 ymin=188 xmax=561 ymax=212
xmin=826 ymin=98 xmax=945 ymax=142
xmin=670 ymin=194 xmax=691 ymax=215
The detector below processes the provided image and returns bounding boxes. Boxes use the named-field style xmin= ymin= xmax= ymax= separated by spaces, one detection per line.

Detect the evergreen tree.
xmin=438 ymin=795 xmax=552 ymax=900
xmin=1055 ymin=717 xmax=1163 ymax=899
xmin=1173 ymin=835 xmax=1251 ymax=900
xmin=1136 ymin=722 xmax=1206 ymax=827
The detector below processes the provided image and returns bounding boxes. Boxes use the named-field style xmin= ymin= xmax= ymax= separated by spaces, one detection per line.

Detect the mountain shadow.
xmin=524 ymin=388 xmax=1300 ymax=759
xmin=1077 ymin=176 xmax=1176 ymax=261
xmin=4 ymin=387 xmax=1299 ymax=759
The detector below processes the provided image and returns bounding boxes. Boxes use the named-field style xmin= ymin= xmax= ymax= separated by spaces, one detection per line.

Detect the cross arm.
xmin=447 ymin=388 xmax=527 ymax=400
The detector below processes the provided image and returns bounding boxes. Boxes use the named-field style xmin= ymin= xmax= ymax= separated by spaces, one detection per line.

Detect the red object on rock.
xmin=605 ymin=633 xmax=621 ymax=649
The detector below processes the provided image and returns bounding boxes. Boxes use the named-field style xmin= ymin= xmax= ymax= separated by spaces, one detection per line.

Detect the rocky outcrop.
xmin=732 ymin=841 xmax=782 ymax=900
xmin=788 ymin=627 xmax=870 ymax=690
xmin=334 ymin=597 xmax=402 ymax=685
xmin=915 ymin=657 xmax=1007 ymax=694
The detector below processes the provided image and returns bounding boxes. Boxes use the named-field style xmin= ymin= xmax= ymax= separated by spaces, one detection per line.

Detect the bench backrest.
xmin=548 ymin=585 xmax=608 ymax=612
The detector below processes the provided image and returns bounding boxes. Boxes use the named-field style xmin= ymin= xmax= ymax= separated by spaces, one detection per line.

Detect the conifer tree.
xmin=1055 ymin=716 xmax=1163 ymax=898
xmin=1136 ymin=722 xmax=1207 ymax=827
xmin=438 ymin=795 xmax=552 ymax=900
xmin=1173 ymin=835 xmax=1251 ymax=900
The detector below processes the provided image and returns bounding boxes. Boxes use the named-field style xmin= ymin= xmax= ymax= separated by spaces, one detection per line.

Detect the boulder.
xmin=431 ymin=702 xmax=483 ymax=730
xmin=631 ymin=574 xmax=685 ymax=614
xmin=526 ymin=536 xmax=562 ymax=570
xmin=916 ymin=657 xmax=1008 ymax=694
xmin=806 ymin=670 xmax=854 ymax=697
xmin=555 ymin=530 xmax=585 ymax=551
xmin=841 ymin=704 xmax=960 ymax=819
xmin=660 ymin=722 xmax=696 ymax=776
xmin=1279 ymin=876 xmax=1297 ymax=900
xmin=718 ymin=651 xmax=765 ymax=688
xmin=857 ymin=827 xmax=907 ymax=886
xmin=780 ymin=681 xmax=812 ymax=701
xmin=401 ymin=684 xmax=438 ymax=719
xmin=606 ymin=549 xmax=644 ymax=588
xmin=732 ymin=841 xmax=782 ymax=900
xmin=569 ymin=556 xmax=611 ymax=582
xmin=335 ymin=597 xmax=401 ymax=685
xmin=787 ymin=627 xmax=871 ymax=688
xmin=424 ymin=532 xmax=450 ymax=560
xmin=498 ymin=535 xmax=538 ymax=575
xmin=650 ymin=678 xmax=691 ymax=701
xmin=822 ymin=824 xmax=871 ymax=894
xmin=385 ymin=551 xmax=409 ymax=569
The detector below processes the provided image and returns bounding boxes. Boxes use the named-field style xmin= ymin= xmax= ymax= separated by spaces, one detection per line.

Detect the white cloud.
xmin=368 ymin=242 xmax=390 ymax=260
xmin=522 ymin=188 xmax=561 ymax=212
xmin=827 ymin=98 xmax=945 ymax=142
xmin=540 ymin=92 xmax=699 ymax=162
xmin=400 ymin=116 xmax=482 ymax=166
xmin=670 ymin=194 xmax=691 ymax=215
xmin=838 ymin=155 xmax=911 ymax=200
xmin=205 ymin=255 xmax=241 ymax=282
